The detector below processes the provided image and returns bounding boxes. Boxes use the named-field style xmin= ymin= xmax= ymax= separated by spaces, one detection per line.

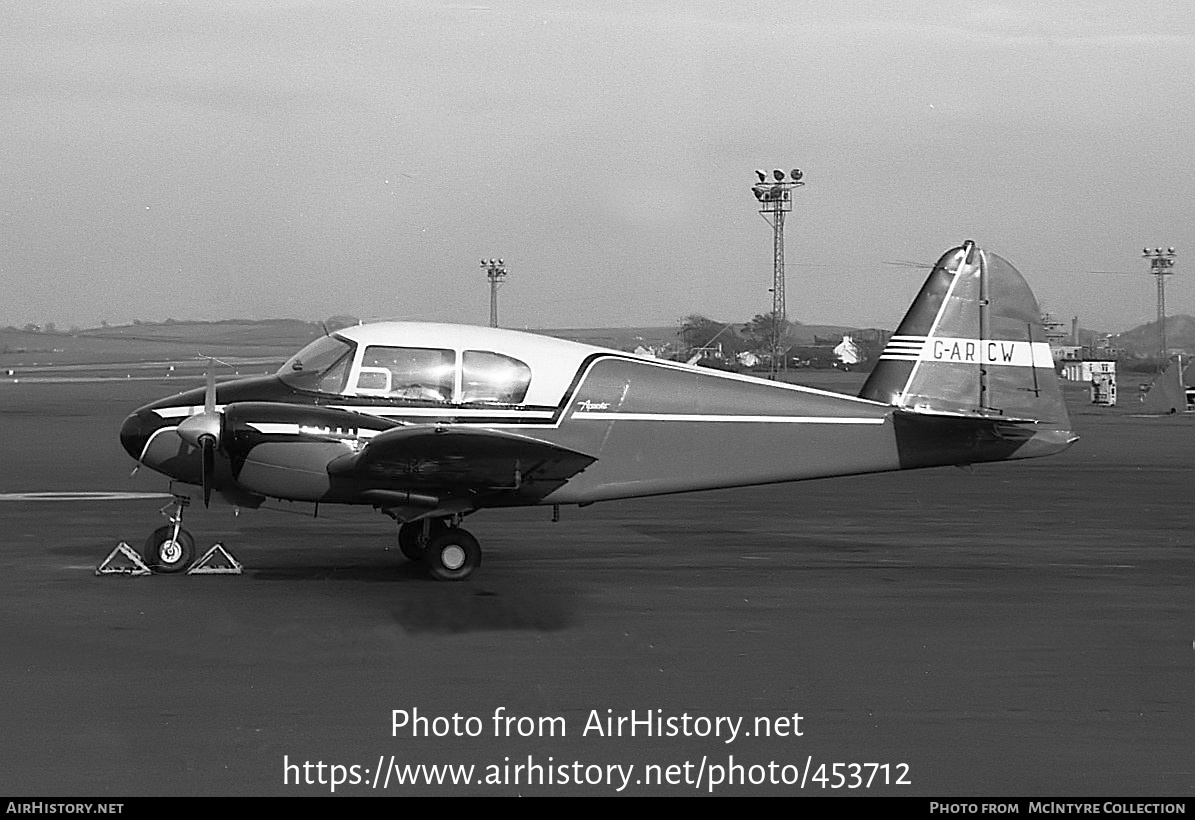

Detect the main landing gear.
xmin=395 ymin=517 xmax=482 ymax=581
xmin=143 ymin=495 xmax=196 ymax=573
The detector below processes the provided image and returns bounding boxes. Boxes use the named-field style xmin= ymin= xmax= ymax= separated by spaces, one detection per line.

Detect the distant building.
xmin=1061 ymin=360 xmax=1116 ymax=382
xmin=1090 ymin=336 xmax=1123 ymax=359
xmin=833 ymin=335 xmax=863 ymax=367
xmin=1050 ymin=345 xmax=1082 ymax=363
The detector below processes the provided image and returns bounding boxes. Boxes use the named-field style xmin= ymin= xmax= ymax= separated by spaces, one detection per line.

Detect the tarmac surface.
xmin=0 ymin=375 xmax=1192 ymax=796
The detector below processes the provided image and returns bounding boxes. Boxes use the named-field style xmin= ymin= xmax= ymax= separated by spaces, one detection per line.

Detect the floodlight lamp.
xmin=752 ymin=187 xmax=764 ymax=200
xmin=480 ymin=259 xmax=486 ymax=265
xmin=1142 ymin=248 xmax=1150 ymax=256
xmin=1155 ymin=248 xmax=1162 ymax=255
xmin=498 ymin=258 xmax=504 ymax=265
xmin=772 ymin=169 xmax=784 ymax=181
xmin=1168 ymin=247 xmax=1175 ymax=255
xmin=755 ymin=170 xmax=766 ymax=182
xmin=791 ymin=169 xmax=803 ymax=181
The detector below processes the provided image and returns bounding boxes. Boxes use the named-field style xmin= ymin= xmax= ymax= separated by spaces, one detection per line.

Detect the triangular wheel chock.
xmin=96 ymin=542 xmax=152 ymax=576
xmin=186 ymin=542 xmax=243 ymax=575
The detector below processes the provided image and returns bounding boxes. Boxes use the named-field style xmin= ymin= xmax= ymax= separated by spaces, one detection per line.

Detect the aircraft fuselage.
xmin=120 ymin=334 xmax=1056 ymax=511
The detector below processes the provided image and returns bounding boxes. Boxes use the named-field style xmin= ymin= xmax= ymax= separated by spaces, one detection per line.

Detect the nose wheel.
xmin=144 ymin=526 xmax=196 ymax=573
xmin=142 ymin=495 xmax=195 ymax=573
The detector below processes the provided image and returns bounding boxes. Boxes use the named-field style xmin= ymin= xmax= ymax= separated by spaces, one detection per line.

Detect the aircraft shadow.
xmin=248 ymin=562 xmax=428 ymax=583
xmin=250 ymin=562 xmax=576 ymax=634
xmin=390 ymin=586 xmax=575 ymax=634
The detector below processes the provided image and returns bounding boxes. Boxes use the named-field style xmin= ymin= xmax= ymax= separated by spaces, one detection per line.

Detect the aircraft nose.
xmin=120 ymin=407 xmax=163 ymax=462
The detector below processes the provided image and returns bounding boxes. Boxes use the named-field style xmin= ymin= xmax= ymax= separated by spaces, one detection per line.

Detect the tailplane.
xmin=861 ymin=241 xmax=1075 ymax=463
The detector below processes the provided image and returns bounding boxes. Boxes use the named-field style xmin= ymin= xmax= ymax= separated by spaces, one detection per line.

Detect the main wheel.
xmin=397 ymin=519 xmax=448 ymax=561
xmin=422 ymin=529 xmax=481 ymax=581
xmin=143 ymin=526 xmax=195 ymax=573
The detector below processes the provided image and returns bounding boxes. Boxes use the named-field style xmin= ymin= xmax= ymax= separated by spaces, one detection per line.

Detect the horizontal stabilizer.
xmin=892 ymin=406 xmax=1041 ymax=425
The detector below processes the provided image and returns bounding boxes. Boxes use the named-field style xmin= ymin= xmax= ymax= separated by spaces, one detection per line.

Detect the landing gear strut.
xmin=396 ymin=519 xmax=448 ymax=561
xmin=391 ymin=515 xmax=482 ymax=581
xmin=143 ymin=495 xmax=195 ymax=573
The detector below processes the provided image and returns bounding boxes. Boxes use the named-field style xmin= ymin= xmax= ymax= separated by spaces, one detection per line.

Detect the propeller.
xmin=176 ymin=358 xmax=222 ymax=507
xmin=200 ymin=435 xmax=215 ymax=508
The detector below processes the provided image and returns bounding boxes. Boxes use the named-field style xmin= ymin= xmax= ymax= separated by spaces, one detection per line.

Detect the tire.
xmin=143 ymin=526 xmax=195 ymax=573
xmin=397 ymin=519 xmax=448 ymax=561
xmin=422 ymin=529 xmax=481 ymax=581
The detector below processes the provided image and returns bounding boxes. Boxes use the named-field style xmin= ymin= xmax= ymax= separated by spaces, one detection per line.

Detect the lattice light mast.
xmin=480 ymin=258 xmax=508 ymax=328
xmin=1142 ymin=246 xmax=1176 ymax=366
xmin=751 ymin=168 xmax=804 ymax=376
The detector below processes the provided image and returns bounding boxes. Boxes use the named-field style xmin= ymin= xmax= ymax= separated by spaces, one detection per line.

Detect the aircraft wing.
xmin=328 ymin=425 xmax=597 ymax=504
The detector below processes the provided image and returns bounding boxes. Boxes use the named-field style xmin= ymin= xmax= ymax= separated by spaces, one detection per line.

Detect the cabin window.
xmin=461 ymin=350 xmax=531 ymax=404
xmin=357 ymin=346 xmax=454 ymax=401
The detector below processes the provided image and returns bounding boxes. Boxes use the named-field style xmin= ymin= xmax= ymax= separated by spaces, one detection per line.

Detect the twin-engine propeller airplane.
xmin=120 ymin=241 xmax=1076 ymax=580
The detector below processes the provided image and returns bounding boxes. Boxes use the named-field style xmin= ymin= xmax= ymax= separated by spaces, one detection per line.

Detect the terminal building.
xmin=1045 ymin=314 xmax=1119 ymax=405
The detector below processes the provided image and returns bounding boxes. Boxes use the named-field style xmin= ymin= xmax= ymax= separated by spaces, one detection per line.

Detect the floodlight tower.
xmin=751 ymin=168 xmax=805 ymax=377
xmin=1142 ymin=246 xmax=1176 ymax=366
xmin=480 ymin=258 xmax=508 ymax=328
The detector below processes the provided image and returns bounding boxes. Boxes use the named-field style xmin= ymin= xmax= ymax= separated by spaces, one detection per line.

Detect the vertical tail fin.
xmin=861 ymin=241 xmax=1070 ymax=427
xmin=1138 ymin=358 xmax=1188 ymax=415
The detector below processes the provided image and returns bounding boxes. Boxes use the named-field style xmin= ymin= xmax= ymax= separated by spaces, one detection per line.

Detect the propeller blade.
xmin=204 ymin=357 xmax=216 ymax=414
xmin=201 ymin=436 xmax=215 ymax=507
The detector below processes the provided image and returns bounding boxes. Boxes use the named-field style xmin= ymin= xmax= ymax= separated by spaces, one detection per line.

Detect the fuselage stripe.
xmin=328 ymin=405 xmax=556 ymax=419
xmin=571 ymin=413 xmax=885 ymax=424
xmin=154 ymin=405 xmax=226 ymax=419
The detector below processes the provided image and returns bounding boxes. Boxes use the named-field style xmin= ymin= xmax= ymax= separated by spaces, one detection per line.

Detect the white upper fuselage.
xmin=312 ymin=321 xmax=885 ymax=417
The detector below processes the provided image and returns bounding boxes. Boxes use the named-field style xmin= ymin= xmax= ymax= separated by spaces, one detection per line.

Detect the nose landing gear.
xmin=142 ymin=495 xmax=195 ymax=573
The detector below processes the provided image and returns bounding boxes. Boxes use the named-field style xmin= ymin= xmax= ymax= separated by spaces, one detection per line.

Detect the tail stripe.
xmin=879 ymin=335 xmax=928 ymax=361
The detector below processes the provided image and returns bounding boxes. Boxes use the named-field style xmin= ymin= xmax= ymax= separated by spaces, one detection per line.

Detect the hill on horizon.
xmin=0 ymin=318 xmax=325 ymax=367
xmin=1107 ymin=314 xmax=1195 ymax=358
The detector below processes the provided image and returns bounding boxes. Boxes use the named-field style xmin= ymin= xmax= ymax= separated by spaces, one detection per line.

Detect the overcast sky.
xmin=2 ymin=1 xmax=1192 ymax=333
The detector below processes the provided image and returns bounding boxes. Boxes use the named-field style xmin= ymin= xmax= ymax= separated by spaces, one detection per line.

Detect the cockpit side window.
xmin=278 ymin=335 xmax=355 ymax=394
xmin=357 ymin=346 xmax=455 ymax=401
xmin=314 ymin=353 xmax=354 ymax=394
xmin=461 ymin=350 xmax=531 ymax=404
